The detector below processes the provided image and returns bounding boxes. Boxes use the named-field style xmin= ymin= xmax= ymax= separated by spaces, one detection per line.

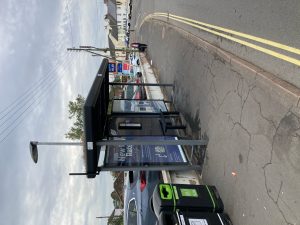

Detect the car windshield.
xmin=127 ymin=200 xmax=137 ymax=225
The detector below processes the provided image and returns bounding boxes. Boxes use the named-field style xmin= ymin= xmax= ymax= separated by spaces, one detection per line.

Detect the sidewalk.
xmin=139 ymin=52 xmax=164 ymax=100
xmin=138 ymin=51 xmax=203 ymax=185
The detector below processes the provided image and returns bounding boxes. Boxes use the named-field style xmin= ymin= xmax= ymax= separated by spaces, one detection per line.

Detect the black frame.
xmin=83 ymin=59 xmax=109 ymax=178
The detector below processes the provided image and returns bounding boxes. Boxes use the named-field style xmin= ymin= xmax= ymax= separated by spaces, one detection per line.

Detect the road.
xmin=130 ymin=1 xmax=300 ymax=225
xmin=133 ymin=0 xmax=300 ymax=48
xmin=131 ymin=0 xmax=300 ymax=88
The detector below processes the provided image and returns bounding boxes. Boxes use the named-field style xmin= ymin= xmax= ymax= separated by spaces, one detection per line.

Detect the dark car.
xmin=124 ymin=171 xmax=162 ymax=225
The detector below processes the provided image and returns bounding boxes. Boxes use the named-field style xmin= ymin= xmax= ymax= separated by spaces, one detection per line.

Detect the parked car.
xmin=124 ymin=171 xmax=162 ymax=225
xmin=131 ymin=43 xmax=148 ymax=52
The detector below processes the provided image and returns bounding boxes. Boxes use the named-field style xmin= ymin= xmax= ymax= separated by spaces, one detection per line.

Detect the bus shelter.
xmin=81 ymin=59 xmax=207 ymax=178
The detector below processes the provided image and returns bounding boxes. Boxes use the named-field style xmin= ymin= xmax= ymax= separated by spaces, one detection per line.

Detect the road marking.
xmin=150 ymin=13 xmax=300 ymax=67
xmin=154 ymin=12 xmax=300 ymax=56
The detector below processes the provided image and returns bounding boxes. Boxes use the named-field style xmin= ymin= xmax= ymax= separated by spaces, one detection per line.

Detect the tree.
xmin=65 ymin=94 xmax=85 ymax=140
xmin=107 ymin=212 xmax=123 ymax=225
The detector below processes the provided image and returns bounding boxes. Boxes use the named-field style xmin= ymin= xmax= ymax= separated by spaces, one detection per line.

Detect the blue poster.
xmin=117 ymin=63 xmax=122 ymax=73
xmin=109 ymin=62 xmax=116 ymax=73
xmin=104 ymin=136 xmax=187 ymax=167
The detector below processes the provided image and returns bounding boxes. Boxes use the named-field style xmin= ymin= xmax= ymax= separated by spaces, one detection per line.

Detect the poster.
xmin=104 ymin=136 xmax=187 ymax=167
xmin=122 ymin=62 xmax=130 ymax=75
xmin=112 ymin=100 xmax=167 ymax=113
xmin=117 ymin=63 xmax=122 ymax=73
xmin=108 ymin=62 xmax=116 ymax=73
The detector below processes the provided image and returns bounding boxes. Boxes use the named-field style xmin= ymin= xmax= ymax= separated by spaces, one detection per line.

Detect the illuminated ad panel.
xmin=112 ymin=100 xmax=167 ymax=113
xmin=104 ymin=136 xmax=187 ymax=167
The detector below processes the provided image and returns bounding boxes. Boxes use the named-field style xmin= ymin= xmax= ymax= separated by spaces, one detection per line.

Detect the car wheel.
xmin=139 ymin=47 xmax=146 ymax=52
xmin=149 ymin=196 xmax=155 ymax=213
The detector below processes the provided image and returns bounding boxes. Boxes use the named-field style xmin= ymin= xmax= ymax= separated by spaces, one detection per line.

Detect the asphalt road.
xmin=132 ymin=0 xmax=300 ymax=48
xmin=131 ymin=0 xmax=300 ymax=88
xmin=129 ymin=1 xmax=300 ymax=225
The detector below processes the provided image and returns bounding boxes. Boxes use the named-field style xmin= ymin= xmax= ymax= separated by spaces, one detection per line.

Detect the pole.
xmin=96 ymin=139 xmax=208 ymax=146
xmin=85 ymin=50 xmax=123 ymax=62
xmin=35 ymin=142 xmax=82 ymax=146
xmin=96 ymin=216 xmax=123 ymax=219
xmin=67 ymin=46 xmax=139 ymax=53
xmin=109 ymin=82 xmax=174 ymax=87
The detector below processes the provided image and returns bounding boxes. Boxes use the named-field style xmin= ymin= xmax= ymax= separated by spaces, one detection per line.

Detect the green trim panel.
xmin=205 ymin=185 xmax=216 ymax=212
xmin=180 ymin=188 xmax=198 ymax=197
xmin=159 ymin=184 xmax=173 ymax=200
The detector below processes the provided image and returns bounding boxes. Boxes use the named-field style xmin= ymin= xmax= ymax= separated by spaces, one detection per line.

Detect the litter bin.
xmin=152 ymin=183 xmax=224 ymax=218
xmin=157 ymin=210 xmax=233 ymax=225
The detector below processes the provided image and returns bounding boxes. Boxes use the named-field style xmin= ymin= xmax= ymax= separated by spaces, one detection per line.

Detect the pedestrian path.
xmin=139 ymin=53 xmax=164 ymax=100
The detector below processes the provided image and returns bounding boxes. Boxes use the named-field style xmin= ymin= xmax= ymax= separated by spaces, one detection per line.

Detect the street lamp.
xmin=29 ymin=139 xmax=207 ymax=163
xmin=29 ymin=141 xmax=38 ymax=163
xmin=29 ymin=141 xmax=82 ymax=164
xmin=104 ymin=25 xmax=120 ymax=29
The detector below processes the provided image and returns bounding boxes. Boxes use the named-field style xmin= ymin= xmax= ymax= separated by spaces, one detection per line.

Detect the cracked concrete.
xmin=139 ymin=19 xmax=300 ymax=225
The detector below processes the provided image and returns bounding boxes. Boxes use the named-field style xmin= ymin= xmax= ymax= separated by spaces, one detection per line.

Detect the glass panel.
xmin=104 ymin=136 xmax=188 ymax=167
xmin=112 ymin=100 xmax=167 ymax=113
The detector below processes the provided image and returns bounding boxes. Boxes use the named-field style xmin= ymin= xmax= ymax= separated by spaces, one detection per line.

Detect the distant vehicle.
xmin=124 ymin=171 xmax=162 ymax=225
xmin=131 ymin=58 xmax=140 ymax=66
xmin=131 ymin=43 xmax=148 ymax=52
xmin=130 ymin=54 xmax=140 ymax=66
xmin=125 ymin=36 xmax=130 ymax=47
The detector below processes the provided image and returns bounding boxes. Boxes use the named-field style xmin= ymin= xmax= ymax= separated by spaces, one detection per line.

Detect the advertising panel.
xmin=108 ymin=62 xmax=116 ymax=73
xmin=117 ymin=63 xmax=123 ymax=73
xmin=121 ymin=61 xmax=134 ymax=76
xmin=112 ymin=100 xmax=167 ymax=113
xmin=104 ymin=136 xmax=187 ymax=167
xmin=122 ymin=62 xmax=130 ymax=75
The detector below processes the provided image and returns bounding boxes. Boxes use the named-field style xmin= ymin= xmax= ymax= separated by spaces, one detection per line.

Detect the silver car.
xmin=124 ymin=171 xmax=162 ymax=225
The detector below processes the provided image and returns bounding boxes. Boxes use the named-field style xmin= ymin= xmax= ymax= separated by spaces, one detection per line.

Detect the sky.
xmin=0 ymin=1 xmax=115 ymax=225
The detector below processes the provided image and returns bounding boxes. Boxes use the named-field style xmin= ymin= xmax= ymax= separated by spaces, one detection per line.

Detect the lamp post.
xmin=96 ymin=216 xmax=122 ymax=219
xmin=29 ymin=141 xmax=82 ymax=163
xmin=104 ymin=25 xmax=120 ymax=29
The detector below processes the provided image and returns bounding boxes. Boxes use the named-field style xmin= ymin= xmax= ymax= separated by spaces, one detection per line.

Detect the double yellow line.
xmin=150 ymin=12 xmax=300 ymax=67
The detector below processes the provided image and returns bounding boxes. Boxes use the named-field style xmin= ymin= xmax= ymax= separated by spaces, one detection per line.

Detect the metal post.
xmin=35 ymin=142 xmax=82 ymax=146
xmin=67 ymin=47 xmax=139 ymax=53
xmin=109 ymin=82 xmax=174 ymax=87
xmin=99 ymin=164 xmax=202 ymax=172
xmin=95 ymin=139 xmax=208 ymax=146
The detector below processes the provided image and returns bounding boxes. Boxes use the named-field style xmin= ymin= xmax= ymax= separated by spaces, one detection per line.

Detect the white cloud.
xmin=0 ymin=1 xmax=113 ymax=225
xmin=0 ymin=0 xmax=37 ymax=63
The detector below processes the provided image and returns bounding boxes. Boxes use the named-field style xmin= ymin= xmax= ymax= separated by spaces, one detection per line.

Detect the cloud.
xmin=0 ymin=0 xmax=37 ymax=63
xmin=0 ymin=1 xmax=113 ymax=225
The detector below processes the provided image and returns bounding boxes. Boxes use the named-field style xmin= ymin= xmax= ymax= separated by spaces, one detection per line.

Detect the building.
xmin=104 ymin=0 xmax=129 ymax=61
